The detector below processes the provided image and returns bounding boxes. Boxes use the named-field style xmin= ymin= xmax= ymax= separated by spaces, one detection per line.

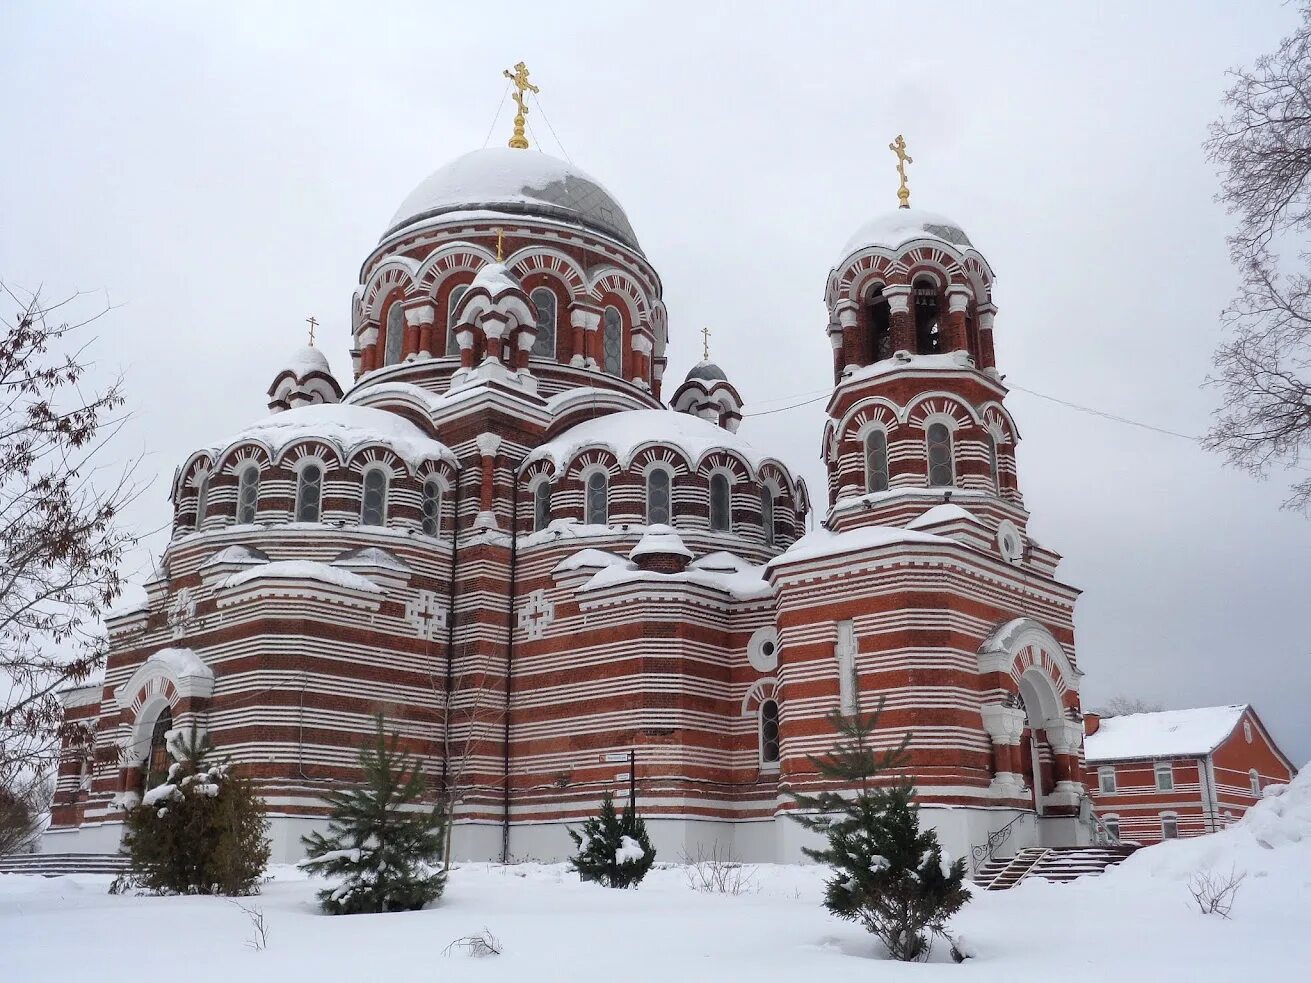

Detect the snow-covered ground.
xmin=5 ymin=771 xmax=1309 ymax=982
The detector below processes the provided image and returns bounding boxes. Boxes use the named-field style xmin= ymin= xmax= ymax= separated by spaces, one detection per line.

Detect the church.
xmin=47 ymin=68 xmax=1093 ymax=866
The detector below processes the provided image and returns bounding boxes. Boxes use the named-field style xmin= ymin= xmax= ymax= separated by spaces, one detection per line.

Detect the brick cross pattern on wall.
xmin=517 ymin=589 xmax=555 ymax=641
xmin=404 ymin=590 xmax=448 ymax=640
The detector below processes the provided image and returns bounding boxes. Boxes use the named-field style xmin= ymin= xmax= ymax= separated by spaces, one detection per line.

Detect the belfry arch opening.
xmin=865 ymin=285 xmax=892 ymax=362
xmin=913 ymin=276 xmax=941 ymax=354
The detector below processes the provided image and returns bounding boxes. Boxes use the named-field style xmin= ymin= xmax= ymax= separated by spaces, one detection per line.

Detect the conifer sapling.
xmin=568 ymin=790 xmax=655 ymax=888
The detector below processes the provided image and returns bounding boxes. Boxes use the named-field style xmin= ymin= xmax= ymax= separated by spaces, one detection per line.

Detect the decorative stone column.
xmin=568 ymin=305 xmax=600 ymax=368
xmin=945 ymin=285 xmax=973 ymax=355
xmin=981 ymin=704 xmax=1028 ymax=793
xmin=358 ymin=325 xmax=379 ymax=374
xmin=407 ymin=302 xmax=437 ymax=358
xmin=457 ymin=326 xmax=476 ymax=369
xmin=475 ymin=433 xmax=501 ymax=530
xmin=977 ymin=304 xmax=998 ymax=369
xmin=631 ymin=333 xmax=653 ymax=389
xmin=836 ymin=302 xmax=862 ymax=371
xmin=1045 ymin=718 xmax=1085 ymax=793
xmin=652 ymin=357 xmax=666 ymax=400
xmin=514 ymin=325 xmax=537 ymax=371
xmin=884 ymin=285 xmax=914 ymax=354
xmin=827 ymin=321 xmax=845 ymax=381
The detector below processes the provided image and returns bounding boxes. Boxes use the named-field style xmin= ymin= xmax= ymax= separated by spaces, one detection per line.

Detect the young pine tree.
xmin=788 ymin=702 xmax=969 ymax=962
xmin=568 ymin=791 xmax=655 ymax=888
xmin=300 ymin=714 xmax=446 ymax=914
xmin=117 ymin=729 xmax=269 ymax=896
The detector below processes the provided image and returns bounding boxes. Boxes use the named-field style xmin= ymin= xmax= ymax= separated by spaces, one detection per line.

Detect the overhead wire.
xmin=531 ymin=93 xmax=573 ymax=163
xmin=482 ymin=81 xmax=512 ymax=148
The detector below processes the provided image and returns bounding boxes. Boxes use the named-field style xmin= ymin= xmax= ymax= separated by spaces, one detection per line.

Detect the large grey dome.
xmin=384 ymin=148 xmax=640 ymax=250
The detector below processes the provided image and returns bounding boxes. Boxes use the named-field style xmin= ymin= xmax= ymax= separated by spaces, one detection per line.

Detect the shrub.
xmin=568 ymin=791 xmax=655 ymax=888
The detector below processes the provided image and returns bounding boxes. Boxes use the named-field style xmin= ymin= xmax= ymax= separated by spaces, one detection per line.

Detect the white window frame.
xmin=759 ymin=698 xmax=781 ymax=770
xmin=531 ymin=476 xmax=552 ymax=533
xmin=529 ymin=286 xmax=557 ymax=359
xmin=760 ymin=484 xmax=776 ymax=547
xmin=194 ymin=472 xmax=211 ymax=530
xmin=294 ymin=459 xmax=325 ymax=524
xmin=602 ymin=305 xmax=623 ymax=376
xmin=924 ymin=417 xmax=955 ymax=488
xmin=446 ymin=283 xmax=469 ymax=356
xmin=986 ymin=431 xmax=1000 ymax=493
xmin=1160 ymin=813 xmax=1179 ymax=840
xmin=1243 ymin=721 xmax=1253 ymax=744
xmin=708 ymin=471 xmax=732 ymax=533
xmin=583 ymin=468 xmax=609 ymax=526
xmin=384 ymin=299 xmax=405 ymax=366
xmin=1103 ymin=816 xmax=1121 ymax=843
xmin=1154 ymin=760 xmax=1174 ymax=792
xmin=835 ymin=620 xmax=858 ymax=716
xmin=1098 ymin=766 xmax=1117 ymax=794
xmin=360 ymin=465 xmax=390 ymax=527
xmin=420 ymin=477 xmax=443 ymax=537
xmin=864 ymin=426 xmax=890 ymax=493
xmin=645 ymin=464 xmax=673 ymax=526
xmin=235 ymin=463 xmax=260 ymax=525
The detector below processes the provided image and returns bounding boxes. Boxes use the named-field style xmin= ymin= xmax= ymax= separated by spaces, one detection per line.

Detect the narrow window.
xmin=709 ymin=473 xmax=731 ymax=532
xmin=296 ymin=463 xmax=323 ymax=523
xmin=1155 ymin=761 xmax=1174 ymax=792
xmin=761 ymin=487 xmax=776 ymax=546
xmin=533 ymin=479 xmax=552 ymax=532
xmin=236 ymin=465 xmax=259 ymax=524
xmin=1249 ymin=769 xmax=1261 ymax=796
xmin=384 ymin=300 xmax=405 ymax=366
xmin=987 ymin=433 xmax=1000 ymax=493
xmin=421 ymin=479 xmax=442 ymax=536
xmin=913 ymin=277 xmax=940 ymax=354
xmin=646 ymin=468 xmax=671 ymax=525
xmin=1161 ymin=815 xmax=1179 ymax=840
xmin=1243 ymin=721 xmax=1253 ymax=744
xmin=194 ymin=474 xmax=210 ymax=529
xmin=147 ymin=707 xmax=174 ymax=785
xmin=530 ymin=287 xmax=557 ymax=358
xmin=865 ymin=429 xmax=890 ymax=493
xmin=836 ymin=620 xmax=858 ymax=715
xmin=1098 ymin=767 xmax=1116 ymax=794
xmin=760 ymin=699 xmax=781 ymax=765
xmin=361 ymin=468 xmax=388 ymax=526
xmin=1104 ymin=818 xmax=1120 ymax=843
xmin=585 ymin=471 xmax=608 ymax=526
xmin=926 ymin=422 xmax=954 ymax=487
xmin=445 ymin=283 xmax=468 ymax=356
xmin=866 ymin=285 xmax=892 ymax=362
xmin=603 ymin=305 xmax=622 ymax=376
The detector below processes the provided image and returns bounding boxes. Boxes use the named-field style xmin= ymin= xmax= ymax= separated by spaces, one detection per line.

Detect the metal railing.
xmin=970 ymin=812 xmax=1031 ymax=872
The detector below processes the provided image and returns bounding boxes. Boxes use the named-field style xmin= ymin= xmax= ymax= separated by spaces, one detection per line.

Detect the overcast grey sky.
xmin=3 ymin=1 xmax=1308 ymax=765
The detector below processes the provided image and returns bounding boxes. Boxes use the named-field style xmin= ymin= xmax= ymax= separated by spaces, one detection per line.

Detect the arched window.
xmin=709 ymin=473 xmax=731 ymax=532
xmin=1103 ymin=817 xmax=1120 ymax=843
xmin=1249 ymin=769 xmax=1261 ymax=796
xmin=585 ymin=471 xmax=608 ymax=526
xmin=147 ymin=706 xmax=173 ymax=784
xmin=194 ymin=474 xmax=210 ymax=530
xmin=926 ymin=422 xmax=954 ymax=487
xmin=602 ymin=305 xmax=622 ymax=376
xmin=361 ymin=467 xmax=389 ymax=526
xmin=761 ymin=487 xmax=776 ymax=546
xmin=530 ymin=287 xmax=557 ymax=358
xmin=445 ymin=283 xmax=469 ymax=356
xmin=236 ymin=464 xmax=260 ymax=524
xmin=296 ymin=463 xmax=323 ymax=523
xmin=646 ymin=468 xmax=671 ymax=525
xmin=533 ymin=479 xmax=552 ymax=532
xmin=865 ymin=429 xmax=890 ymax=493
xmin=987 ymin=432 xmax=1000 ymax=493
xmin=866 ymin=285 xmax=892 ymax=362
xmin=421 ymin=479 xmax=442 ymax=537
xmin=760 ymin=699 xmax=781 ymax=765
xmin=384 ymin=299 xmax=405 ymax=366
xmin=913 ymin=277 xmax=941 ymax=354
xmin=1161 ymin=814 xmax=1179 ymax=840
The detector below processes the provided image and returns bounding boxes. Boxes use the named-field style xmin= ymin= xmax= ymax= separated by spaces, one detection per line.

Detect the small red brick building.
xmin=1084 ymin=705 xmax=1296 ymax=845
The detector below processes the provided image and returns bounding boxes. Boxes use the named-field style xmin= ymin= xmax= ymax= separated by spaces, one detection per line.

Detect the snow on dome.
xmin=220 ymin=403 xmax=455 ymax=468
xmin=282 ymin=345 xmax=331 ymax=377
xmin=526 ymin=409 xmax=771 ymax=474
xmin=840 ymin=207 xmax=973 ymax=261
xmin=384 ymin=147 xmax=640 ymax=250
xmin=467 ymin=261 xmax=521 ymax=297
xmin=685 ymin=360 xmax=728 ymax=383
xmin=1084 ymin=706 xmax=1249 ymax=763
xmin=630 ymin=525 xmax=694 ymax=560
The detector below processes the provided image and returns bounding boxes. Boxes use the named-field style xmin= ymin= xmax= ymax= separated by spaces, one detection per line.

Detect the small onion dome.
xmin=672 ymin=363 xmax=744 ymax=433
xmin=383 ymin=147 xmax=641 ymax=251
xmin=839 ymin=207 xmax=973 ymax=263
xmin=629 ymin=524 xmax=693 ymax=573
xmin=267 ymin=346 xmax=343 ymax=414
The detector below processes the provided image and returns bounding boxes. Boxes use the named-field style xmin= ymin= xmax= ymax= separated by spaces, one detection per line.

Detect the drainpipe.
xmin=441 ymin=465 xmax=463 ymax=802
xmin=500 ymin=461 xmax=521 ymax=863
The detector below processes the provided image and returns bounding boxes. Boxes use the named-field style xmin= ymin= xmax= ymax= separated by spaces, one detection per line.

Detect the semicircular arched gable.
xmin=741 ymin=677 xmax=780 ymax=717
xmin=506 ymin=247 xmax=587 ymax=299
xmin=905 ymin=392 xmax=982 ymax=429
xmin=413 ymin=242 xmax=496 ymax=293
xmin=361 ymin=260 xmax=420 ymax=323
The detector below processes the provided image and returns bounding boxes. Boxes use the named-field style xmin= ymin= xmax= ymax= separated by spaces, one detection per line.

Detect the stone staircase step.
xmin=0 ymin=853 xmax=129 ymax=877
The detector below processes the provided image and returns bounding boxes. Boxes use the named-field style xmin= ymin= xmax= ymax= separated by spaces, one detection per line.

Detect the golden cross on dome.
xmin=889 ymin=134 xmax=913 ymax=209
xmin=701 ymin=325 xmax=712 ymax=361
xmin=306 ymin=315 xmax=318 ymax=346
xmin=502 ymin=62 xmax=540 ymax=150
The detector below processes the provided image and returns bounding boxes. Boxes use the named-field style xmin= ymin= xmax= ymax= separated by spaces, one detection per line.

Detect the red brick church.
xmin=48 ymin=78 xmax=1097 ymax=865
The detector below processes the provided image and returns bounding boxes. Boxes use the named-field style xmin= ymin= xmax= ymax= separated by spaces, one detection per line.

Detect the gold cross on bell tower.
xmin=503 ymin=62 xmax=540 ymax=150
xmin=701 ymin=325 xmax=712 ymax=361
xmin=889 ymin=134 xmax=913 ymax=209
xmin=306 ymin=315 xmax=318 ymax=346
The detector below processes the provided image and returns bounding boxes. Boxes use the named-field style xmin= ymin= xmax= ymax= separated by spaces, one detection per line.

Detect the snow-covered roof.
xmin=629 ymin=526 xmax=693 ymax=560
xmin=1084 ymin=706 xmax=1249 ymax=763
xmin=466 ymin=261 xmax=522 ymax=298
xmin=685 ymin=360 xmax=728 ymax=383
xmin=217 ymin=404 xmax=455 ymax=469
xmin=222 ymin=559 xmax=383 ymax=594
xmin=906 ymin=503 xmax=984 ymax=529
xmin=767 ymin=523 xmax=949 ymax=570
xmin=840 ymin=208 xmax=973 ymax=261
xmin=384 ymin=148 xmax=640 ymax=250
xmin=526 ymin=409 xmax=773 ymax=474
xmin=279 ymin=345 xmax=332 ymax=378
